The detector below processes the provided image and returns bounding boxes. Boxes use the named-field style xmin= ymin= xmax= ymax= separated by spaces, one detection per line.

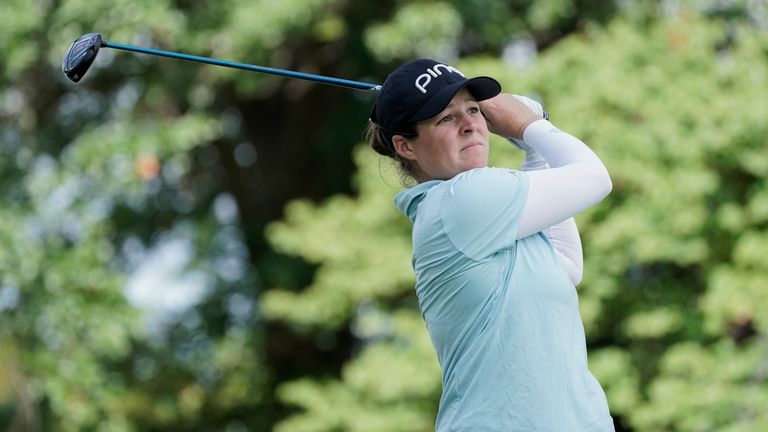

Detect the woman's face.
xmin=394 ymin=88 xmax=489 ymax=181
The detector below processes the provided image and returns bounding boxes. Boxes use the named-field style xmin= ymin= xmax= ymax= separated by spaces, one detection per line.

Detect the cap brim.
xmin=410 ymin=76 xmax=501 ymax=124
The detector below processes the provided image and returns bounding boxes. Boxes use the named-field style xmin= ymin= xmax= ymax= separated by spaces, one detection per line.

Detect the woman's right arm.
xmin=480 ymin=93 xmax=612 ymax=240
xmin=516 ymin=119 xmax=612 ymax=238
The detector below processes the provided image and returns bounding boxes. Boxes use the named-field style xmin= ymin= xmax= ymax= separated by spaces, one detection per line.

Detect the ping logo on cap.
xmin=414 ymin=64 xmax=465 ymax=94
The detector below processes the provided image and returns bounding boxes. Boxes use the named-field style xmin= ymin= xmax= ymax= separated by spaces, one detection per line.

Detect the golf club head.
xmin=63 ymin=33 xmax=103 ymax=82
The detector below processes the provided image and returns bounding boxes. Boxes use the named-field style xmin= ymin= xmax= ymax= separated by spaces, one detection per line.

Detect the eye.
xmin=437 ymin=114 xmax=455 ymax=124
xmin=468 ymin=106 xmax=480 ymax=114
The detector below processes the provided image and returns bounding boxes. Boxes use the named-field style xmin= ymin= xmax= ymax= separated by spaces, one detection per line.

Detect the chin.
xmin=467 ymin=157 xmax=488 ymax=170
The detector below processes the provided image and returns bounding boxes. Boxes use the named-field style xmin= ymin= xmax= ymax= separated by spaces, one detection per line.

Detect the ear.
xmin=392 ymin=135 xmax=417 ymax=161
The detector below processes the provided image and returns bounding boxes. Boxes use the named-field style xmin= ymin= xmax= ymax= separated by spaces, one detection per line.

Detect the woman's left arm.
xmin=514 ymin=141 xmax=584 ymax=285
xmin=510 ymin=95 xmax=583 ymax=286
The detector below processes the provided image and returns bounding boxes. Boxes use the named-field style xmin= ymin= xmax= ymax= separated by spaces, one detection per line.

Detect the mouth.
xmin=460 ymin=143 xmax=483 ymax=152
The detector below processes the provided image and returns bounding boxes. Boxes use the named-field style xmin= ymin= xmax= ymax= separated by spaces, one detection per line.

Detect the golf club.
xmin=62 ymin=33 xmax=382 ymax=92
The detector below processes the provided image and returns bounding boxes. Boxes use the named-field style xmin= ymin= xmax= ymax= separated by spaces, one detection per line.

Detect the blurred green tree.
xmin=2 ymin=0 xmax=767 ymax=430
xmin=264 ymin=4 xmax=768 ymax=432
xmin=1 ymin=0 xmax=376 ymax=428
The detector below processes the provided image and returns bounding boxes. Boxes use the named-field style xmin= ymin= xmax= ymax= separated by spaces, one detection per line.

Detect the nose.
xmin=459 ymin=112 xmax=479 ymax=134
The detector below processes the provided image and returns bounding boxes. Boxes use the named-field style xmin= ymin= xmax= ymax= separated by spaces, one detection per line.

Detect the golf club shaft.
xmin=102 ymin=41 xmax=382 ymax=92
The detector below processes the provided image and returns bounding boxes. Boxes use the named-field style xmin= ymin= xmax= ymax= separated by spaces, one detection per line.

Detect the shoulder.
xmin=451 ymin=166 xmax=525 ymax=186
xmin=443 ymin=167 xmax=528 ymax=202
xmin=437 ymin=168 xmax=530 ymax=260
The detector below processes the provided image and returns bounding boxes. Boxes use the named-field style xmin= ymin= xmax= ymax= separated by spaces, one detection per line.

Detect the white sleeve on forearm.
xmin=511 ymin=138 xmax=585 ymax=286
xmin=515 ymin=119 xmax=612 ymax=240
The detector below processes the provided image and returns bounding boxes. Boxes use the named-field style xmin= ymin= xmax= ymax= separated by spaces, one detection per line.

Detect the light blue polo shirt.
xmin=394 ymin=167 xmax=614 ymax=432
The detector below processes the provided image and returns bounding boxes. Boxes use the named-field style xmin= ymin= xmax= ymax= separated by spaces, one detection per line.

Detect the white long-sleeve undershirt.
xmin=515 ymin=141 xmax=584 ymax=285
xmin=512 ymin=119 xmax=612 ymax=285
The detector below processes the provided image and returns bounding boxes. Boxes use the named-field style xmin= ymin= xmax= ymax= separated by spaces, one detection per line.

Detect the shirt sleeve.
xmin=542 ymin=218 xmax=583 ymax=286
xmin=516 ymin=119 xmax=612 ymax=238
xmin=439 ymin=167 xmax=529 ymax=261
xmin=511 ymin=134 xmax=584 ymax=286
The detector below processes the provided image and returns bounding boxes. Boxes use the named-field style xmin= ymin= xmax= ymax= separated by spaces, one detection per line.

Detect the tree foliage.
xmin=1 ymin=0 xmax=767 ymax=430
xmin=265 ymin=6 xmax=768 ymax=432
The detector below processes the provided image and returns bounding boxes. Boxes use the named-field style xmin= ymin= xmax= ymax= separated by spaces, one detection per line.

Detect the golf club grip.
xmin=102 ymin=41 xmax=382 ymax=92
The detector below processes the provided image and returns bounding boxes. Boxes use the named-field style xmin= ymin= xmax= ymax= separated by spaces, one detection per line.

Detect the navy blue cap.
xmin=370 ymin=59 xmax=501 ymax=135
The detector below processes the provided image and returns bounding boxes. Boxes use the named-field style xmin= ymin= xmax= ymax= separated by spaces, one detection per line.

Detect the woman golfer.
xmin=367 ymin=59 xmax=615 ymax=431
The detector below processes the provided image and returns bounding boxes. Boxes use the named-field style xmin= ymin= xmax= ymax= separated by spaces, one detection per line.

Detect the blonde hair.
xmin=364 ymin=121 xmax=418 ymax=184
